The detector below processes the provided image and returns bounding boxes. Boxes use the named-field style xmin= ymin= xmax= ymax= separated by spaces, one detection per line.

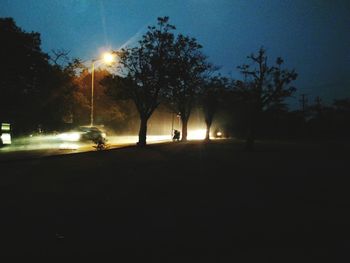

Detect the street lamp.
xmin=90 ymin=52 xmax=115 ymax=127
xmin=171 ymin=111 xmax=181 ymax=139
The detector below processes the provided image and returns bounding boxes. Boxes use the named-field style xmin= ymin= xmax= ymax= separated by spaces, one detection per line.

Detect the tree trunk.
xmin=181 ymin=117 xmax=188 ymax=141
xmin=205 ymin=120 xmax=211 ymax=141
xmin=138 ymin=116 xmax=148 ymax=147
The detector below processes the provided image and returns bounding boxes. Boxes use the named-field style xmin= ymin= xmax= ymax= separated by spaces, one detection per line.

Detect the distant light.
xmin=216 ymin=131 xmax=222 ymax=136
xmin=103 ymin=52 xmax=114 ymax=64
xmin=1 ymin=133 xmax=11 ymax=144
xmin=1 ymin=123 xmax=10 ymax=131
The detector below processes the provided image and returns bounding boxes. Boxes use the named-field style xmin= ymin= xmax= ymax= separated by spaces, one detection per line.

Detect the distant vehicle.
xmin=57 ymin=126 xmax=106 ymax=143
xmin=213 ymin=129 xmax=223 ymax=139
xmin=0 ymin=122 xmax=12 ymax=146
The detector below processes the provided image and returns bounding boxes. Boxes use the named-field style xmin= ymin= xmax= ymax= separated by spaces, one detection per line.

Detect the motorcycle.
xmin=92 ymin=136 xmax=108 ymax=151
xmin=172 ymin=129 xmax=180 ymax=142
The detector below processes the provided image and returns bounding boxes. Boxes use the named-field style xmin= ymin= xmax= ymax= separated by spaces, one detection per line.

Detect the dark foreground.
xmin=0 ymin=139 xmax=349 ymax=260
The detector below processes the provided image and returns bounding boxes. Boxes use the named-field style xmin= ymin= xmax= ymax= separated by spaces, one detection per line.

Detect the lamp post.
xmin=170 ymin=111 xmax=181 ymax=140
xmin=171 ymin=112 xmax=174 ymax=138
xmin=90 ymin=52 xmax=115 ymax=127
xmin=177 ymin=112 xmax=181 ymax=129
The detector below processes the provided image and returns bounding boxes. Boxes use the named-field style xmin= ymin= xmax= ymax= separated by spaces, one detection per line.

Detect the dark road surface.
xmin=0 ymin=139 xmax=349 ymax=261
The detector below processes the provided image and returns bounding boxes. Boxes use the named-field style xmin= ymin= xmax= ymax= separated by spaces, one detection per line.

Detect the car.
xmin=57 ymin=126 xmax=106 ymax=143
xmin=78 ymin=126 xmax=106 ymax=142
xmin=213 ymin=129 xmax=223 ymax=139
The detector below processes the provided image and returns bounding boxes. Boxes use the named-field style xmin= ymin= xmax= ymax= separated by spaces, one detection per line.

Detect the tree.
xmin=0 ymin=17 xmax=52 ymax=134
xmin=41 ymin=57 xmax=89 ymax=130
xmin=0 ymin=18 xmax=88 ymax=133
xmin=167 ymin=34 xmax=212 ymax=141
xmin=75 ymin=68 xmax=132 ymax=130
xmin=235 ymin=47 xmax=297 ymax=150
xmin=104 ymin=17 xmax=176 ymax=146
xmin=201 ymin=76 xmax=229 ymax=141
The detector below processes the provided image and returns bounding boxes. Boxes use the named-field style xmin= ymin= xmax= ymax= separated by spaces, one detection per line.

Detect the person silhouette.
xmin=173 ymin=129 xmax=180 ymax=141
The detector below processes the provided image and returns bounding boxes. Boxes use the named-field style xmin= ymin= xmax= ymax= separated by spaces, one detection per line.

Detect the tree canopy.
xmin=103 ymin=17 xmax=177 ymax=146
xmin=235 ymin=47 xmax=298 ymax=149
xmin=0 ymin=17 xmax=52 ymax=133
xmin=167 ymin=34 xmax=212 ymax=141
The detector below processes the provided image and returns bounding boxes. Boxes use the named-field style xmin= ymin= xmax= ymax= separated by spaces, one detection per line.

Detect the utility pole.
xmin=171 ymin=112 xmax=174 ymax=138
xmin=299 ymin=94 xmax=308 ymax=113
xmin=315 ymin=96 xmax=323 ymax=117
xmin=315 ymin=96 xmax=322 ymax=109
xmin=299 ymin=94 xmax=308 ymax=122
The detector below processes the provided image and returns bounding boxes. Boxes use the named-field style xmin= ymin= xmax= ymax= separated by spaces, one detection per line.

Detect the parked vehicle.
xmin=213 ymin=128 xmax=225 ymax=139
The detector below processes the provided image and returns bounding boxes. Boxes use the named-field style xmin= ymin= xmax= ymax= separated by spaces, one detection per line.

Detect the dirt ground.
xmin=0 ymin=139 xmax=349 ymax=261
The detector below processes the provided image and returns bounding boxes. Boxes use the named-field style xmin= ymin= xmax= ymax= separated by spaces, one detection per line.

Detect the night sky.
xmin=1 ymin=0 xmax=349 ymax=108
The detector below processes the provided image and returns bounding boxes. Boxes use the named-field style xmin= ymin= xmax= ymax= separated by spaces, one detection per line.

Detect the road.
xmin=0 ymin=134 xmax=171 ymax=162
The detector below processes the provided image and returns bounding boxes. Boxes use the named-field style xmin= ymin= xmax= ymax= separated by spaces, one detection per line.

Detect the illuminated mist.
xmin=0 ymin=106 xmax=228 ymax=156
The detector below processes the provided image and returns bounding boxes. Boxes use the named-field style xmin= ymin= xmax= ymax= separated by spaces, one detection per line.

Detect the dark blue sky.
xmin=1 ymin=0 xmax=349 ymax=108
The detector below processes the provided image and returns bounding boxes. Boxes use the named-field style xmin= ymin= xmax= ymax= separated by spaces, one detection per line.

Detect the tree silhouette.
xmin=201 ymin=76 xmax=230 ymax=141
xmin=236 ymin=47 xmax=297 ymax=150
xmin=74 ymin=69 xmax=126 ymax=127
xmin=0 ymin=17 xmax=52 ymax=133
xmin=108 ymin=17 xmax=175 ymax=146
xmin=41 ymin=58 xmax=87 ymax=130
xmin=167 ymin=34 xmax=212 ymax=141
xmin=0 ymin=18 xmax=90 ymax=133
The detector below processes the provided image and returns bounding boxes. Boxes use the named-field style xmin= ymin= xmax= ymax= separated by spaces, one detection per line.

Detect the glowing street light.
xmin=103 ymin=52 xmax=114 ymax=64
xmin=90 ymin=52 xmax=115 ymax=126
